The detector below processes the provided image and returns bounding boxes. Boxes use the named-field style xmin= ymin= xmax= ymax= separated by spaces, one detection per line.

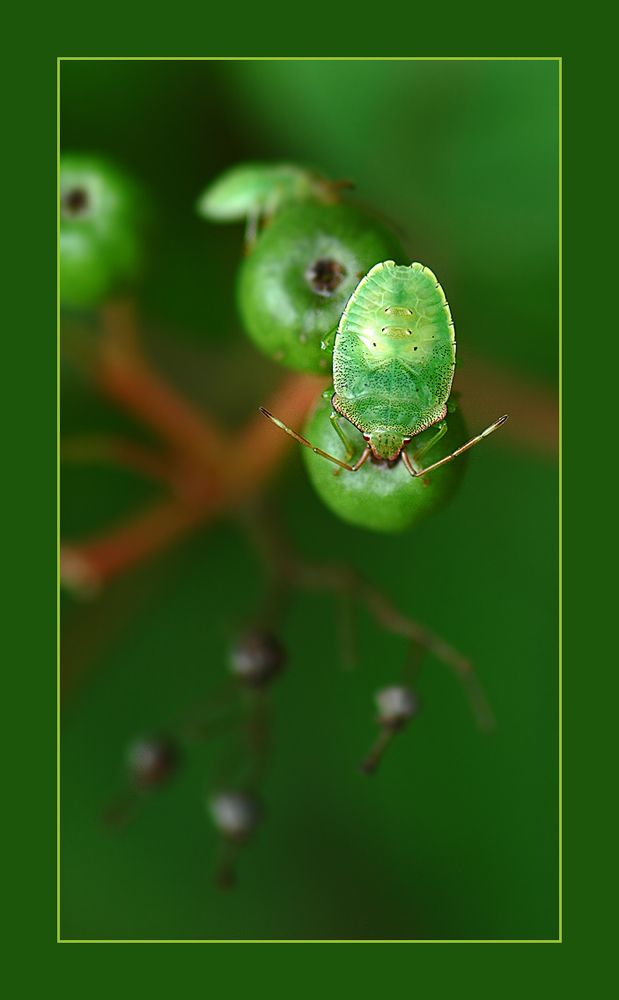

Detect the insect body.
xmin=261 ymin=261 xmax=507 ymax=478
xmin=332 ymin=260 xmax=456 ymax=466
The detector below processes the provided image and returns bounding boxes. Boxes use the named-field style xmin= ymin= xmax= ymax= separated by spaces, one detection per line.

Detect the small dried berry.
xmin=230 ymin=630 xmax=286 ymax=688
xmin=126 ymin=736 xmax=179 ymax=792
xmin=208 ymin=791 xmax=262 ymax=843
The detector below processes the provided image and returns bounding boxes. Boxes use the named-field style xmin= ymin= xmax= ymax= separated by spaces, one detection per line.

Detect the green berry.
xmin=59 ymin=154 xmax=147 ymax=308
xmin=302 ymin=395 xmax=468 ymax=533
xmin=236 ymin=202 xmax=408 ymax=375
xmin=196 ymin=161 xmax=333 ymax=224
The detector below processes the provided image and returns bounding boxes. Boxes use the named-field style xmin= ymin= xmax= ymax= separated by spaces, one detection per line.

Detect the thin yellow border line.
xmin=57 ymin=56 xmax=559 ymax=61
xmin=57 ymin=55 xmax=562 ymax=946
xmin=58 ymin=938 xmax=561 ymax=944
xmin=57 ymin=55 xmax=62 ymax=944
xmin=557 ymin=56 xmax=563 ymax=945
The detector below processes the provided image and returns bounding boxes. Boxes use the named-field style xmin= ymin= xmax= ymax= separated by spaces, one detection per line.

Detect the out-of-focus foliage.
xmin=60 ymin=59 xmax=559 ymax=941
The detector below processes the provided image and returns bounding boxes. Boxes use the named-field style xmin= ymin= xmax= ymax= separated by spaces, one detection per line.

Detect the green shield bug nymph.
xmin=261 ymin=261 xmax=507 ymax=482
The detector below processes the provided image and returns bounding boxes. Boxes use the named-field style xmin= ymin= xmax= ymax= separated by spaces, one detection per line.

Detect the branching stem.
xmin=60 ymin=299 xmax=326 ymax=590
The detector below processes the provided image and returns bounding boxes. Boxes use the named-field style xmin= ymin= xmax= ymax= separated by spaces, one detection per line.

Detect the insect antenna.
xmin=259 ymin=407 xmax=370 ymax=472
xmin=401 ymin=414 xmax=508 ymax=478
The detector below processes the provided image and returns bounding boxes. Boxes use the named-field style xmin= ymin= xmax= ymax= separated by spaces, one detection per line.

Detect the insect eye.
xmin=306 ymin=257 xmax=346 ymax=296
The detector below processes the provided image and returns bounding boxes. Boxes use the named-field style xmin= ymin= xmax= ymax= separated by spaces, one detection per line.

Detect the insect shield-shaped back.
xmin=331 ymin=261 xmax=456 ymax=459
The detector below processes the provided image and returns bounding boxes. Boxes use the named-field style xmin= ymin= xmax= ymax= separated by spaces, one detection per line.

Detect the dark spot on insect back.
xmin=61 ymin=186 xmax=90 ymax=219
xmin=306 ymin=257 xmax=346 ymax=296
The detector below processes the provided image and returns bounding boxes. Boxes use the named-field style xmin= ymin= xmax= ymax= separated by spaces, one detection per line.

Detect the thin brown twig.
xmin=237 ymin=502 xmax=494 ymax=731
xmin=95 ymin=339 xmax=231 ymax=472
xmin=289 ymin=560 xmax=495 ymax=732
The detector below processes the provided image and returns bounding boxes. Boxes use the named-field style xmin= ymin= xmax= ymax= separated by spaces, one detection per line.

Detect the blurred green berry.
xmin=196 ymin=161 xmax=335 ymax=224
xmin=59 ymin=154 xmax=147 ymax=308
xmin=302 ymin=394 xmax=468 ymax=533
xmin=236 ymin=202 xmax=407 ymax=374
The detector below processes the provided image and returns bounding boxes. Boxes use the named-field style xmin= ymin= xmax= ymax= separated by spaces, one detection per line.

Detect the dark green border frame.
xmin=11 ymin=38 xmax=597 ymax=990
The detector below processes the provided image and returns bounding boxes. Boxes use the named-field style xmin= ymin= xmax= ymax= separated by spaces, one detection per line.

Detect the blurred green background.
xmin=60 ymin=59 xmax=559 ymax=941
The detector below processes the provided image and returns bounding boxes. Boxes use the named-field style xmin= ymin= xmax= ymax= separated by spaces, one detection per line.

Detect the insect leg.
xmin=408 ymin=420 xmax=449 ymax=469
xmin=329 ymin=410 xmax=358 ymax=476
xmin=401 ymin=415 xmax=508 ymax=478
xmin=320 ymin=324 xmax=338 ymax=356
xmin=259 ymin=407 xmax=370 ymax=472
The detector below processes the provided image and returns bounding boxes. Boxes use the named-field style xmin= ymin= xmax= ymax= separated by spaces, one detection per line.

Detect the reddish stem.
xmin=60 ymin=435 xmax=178 ymax=487
xmin=96 ymin=342 xmax=229 ymax=472
xmin=60 ymin=497 xmax=214 ymax=591
xmin=224 ymin=372 xmax=327 ymax=497
xmin=60 ymin=371 xmax=326 ymax=589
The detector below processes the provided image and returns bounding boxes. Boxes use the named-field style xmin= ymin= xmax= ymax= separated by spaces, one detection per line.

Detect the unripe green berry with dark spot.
xmin=303 ymin=395 xmax=468 ymax=533
xmin=236 ymin=202 xmax=408 ymax=374
xmin=59 ymin=154 xmax=148 ymax=308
